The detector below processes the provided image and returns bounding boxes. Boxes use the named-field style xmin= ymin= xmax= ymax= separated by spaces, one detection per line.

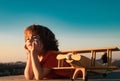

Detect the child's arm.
xmin=24 ymin=44 xmax=34 ymax=80
xmin=31 ymin=53 xmax=51 ymax=80
xmin=24 ymin=48 xmax=34 ymax=80
xmin=29 ymin=40 xmax=51 ymax=80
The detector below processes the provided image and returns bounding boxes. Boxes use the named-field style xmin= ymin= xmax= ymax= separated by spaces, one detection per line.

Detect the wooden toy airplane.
xmin=53 ymin=47 xmax=120 ymax=81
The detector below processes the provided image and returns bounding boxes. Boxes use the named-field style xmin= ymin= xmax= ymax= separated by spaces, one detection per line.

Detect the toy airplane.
xmin=53 ymin=47 xmax=120 ymax=81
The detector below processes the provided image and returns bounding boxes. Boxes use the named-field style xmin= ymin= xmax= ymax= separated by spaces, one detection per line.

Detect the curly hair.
xmin=24 ymin=24 xmax=59 ymax=51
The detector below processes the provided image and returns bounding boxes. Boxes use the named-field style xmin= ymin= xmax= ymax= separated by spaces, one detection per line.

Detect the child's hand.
xmin=24 ymin=45 xmax=30 ymax=55
xmin=31 ymin=39 xmax=41 ymax=55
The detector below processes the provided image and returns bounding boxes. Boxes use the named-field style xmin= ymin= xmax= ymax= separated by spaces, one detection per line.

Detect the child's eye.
xmin=25 ymin=39 xmax=28 ymax=42
xmin=26 ymin=38 xmax=29 ymax=41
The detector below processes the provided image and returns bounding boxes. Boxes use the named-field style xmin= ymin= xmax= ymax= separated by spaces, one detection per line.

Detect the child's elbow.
xmin=35 ymin=77 xmax=41 ymax=80
xmin=25 ymin=77 xmax=33 ymax=80
xmin=34 ymin=74 xmax=43 ymax=80
xmin=24 ymin=75 xmax=34 ymax=80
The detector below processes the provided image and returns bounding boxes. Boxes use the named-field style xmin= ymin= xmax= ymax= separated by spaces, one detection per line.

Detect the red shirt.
xmin=40 ymin=51 xmax=74 ymax=79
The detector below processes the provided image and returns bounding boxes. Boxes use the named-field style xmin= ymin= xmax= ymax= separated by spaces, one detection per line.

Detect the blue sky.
xmin=0 ymin=0 xmax=120 ymax=62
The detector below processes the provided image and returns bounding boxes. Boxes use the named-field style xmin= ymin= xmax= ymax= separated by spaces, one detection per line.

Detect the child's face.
xmin=25 ymin=33 xmax=41 ymax=51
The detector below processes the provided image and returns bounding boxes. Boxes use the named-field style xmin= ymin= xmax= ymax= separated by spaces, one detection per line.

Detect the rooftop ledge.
xmin=0 ymin=73 xmax=120 ymax=81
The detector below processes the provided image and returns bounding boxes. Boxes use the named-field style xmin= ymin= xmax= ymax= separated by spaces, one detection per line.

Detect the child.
xmin=24 ymin=24 xmax=74 ymax=80
xmin=24 ymin=24 xmax=106 ymax=80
